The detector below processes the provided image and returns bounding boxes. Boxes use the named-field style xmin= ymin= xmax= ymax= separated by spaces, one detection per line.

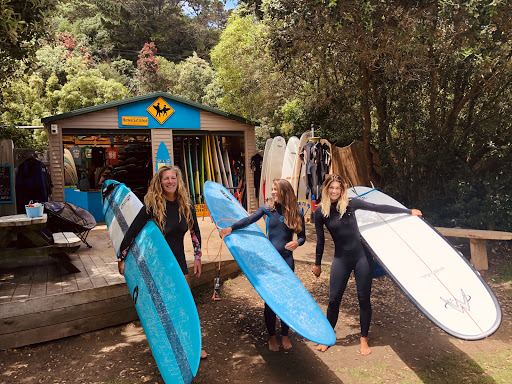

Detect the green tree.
xmin=0 ymin=0 xmax=59 ymax=84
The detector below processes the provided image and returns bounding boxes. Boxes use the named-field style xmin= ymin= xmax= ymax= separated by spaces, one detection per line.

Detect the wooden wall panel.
xmin=46 ymin=125 xmax=65 ymax=202
xmin=53 ymin=108 xmax=118 ymax=129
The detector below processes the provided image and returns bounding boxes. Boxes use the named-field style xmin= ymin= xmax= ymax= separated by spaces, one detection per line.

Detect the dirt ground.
xmin=1 ymin=231 xmax=511 ymax=384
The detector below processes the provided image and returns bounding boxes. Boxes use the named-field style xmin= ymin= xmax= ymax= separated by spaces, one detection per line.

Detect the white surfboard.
xmin=348 ymin=186 xmax=502 ymax=340
xmin=264 ymin=136 xmax=286 ymax=204
xmin=281 ymin=136 xmax=299 ymax=184
xmin=259 ymin=138 xmax=273 ymax=206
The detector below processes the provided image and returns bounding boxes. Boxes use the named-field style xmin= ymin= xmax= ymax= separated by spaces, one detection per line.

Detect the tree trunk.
xmin=360 ymin=60 xmax=373 ymax=184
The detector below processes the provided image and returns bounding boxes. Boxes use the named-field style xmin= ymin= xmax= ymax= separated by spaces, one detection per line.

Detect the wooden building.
xmin=41 ymin=92 xmax=259 ymax=218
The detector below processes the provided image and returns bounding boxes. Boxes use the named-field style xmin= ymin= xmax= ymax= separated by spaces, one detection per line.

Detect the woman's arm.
xmin=350 ymin=198 xmax=421 ymax=216
xmin=219 ymin=206 xmax=266 ymax=238
xmin=189 ymin=203 xmax=202 ymax=278
xmin=314 ymin=210 xmax=325 ymax=266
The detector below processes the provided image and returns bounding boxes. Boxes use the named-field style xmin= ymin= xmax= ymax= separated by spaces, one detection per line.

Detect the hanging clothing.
xmin=16 ymin=157 xmax=50 ymax=212
xmin=69 ymin=146 xmax=82 ymax=167
xmin=250 ymin=153 xmax=263 ymax=199
xmin=92 ymin=146 xmax=106 ymax=168
xmin=106 ymin=147 xmax=119 ymax=165
xmin=302 ymin=141 xmax=331 ymax=200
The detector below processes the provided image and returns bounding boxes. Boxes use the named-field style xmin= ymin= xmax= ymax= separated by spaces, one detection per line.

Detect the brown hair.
xmin=319 ymin=174 xmax=349 ymax=218
xmin=144 ymin=165 xmax=192 ymax=233
xmin=270 ymin=178 xmax=303 ymax=234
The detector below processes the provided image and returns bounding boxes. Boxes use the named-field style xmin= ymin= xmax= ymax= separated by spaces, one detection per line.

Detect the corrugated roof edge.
xmin=41 ymin=91 xmax=259 ymax=126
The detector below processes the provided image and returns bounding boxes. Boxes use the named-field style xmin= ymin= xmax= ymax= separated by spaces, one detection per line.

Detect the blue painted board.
xmin=156 ymin=141 xmax=172 ymax=172
xmin=102 ymin=180 xmax=201 ymax=383
xmin=203 ymin=181 xmax=336 ymax=346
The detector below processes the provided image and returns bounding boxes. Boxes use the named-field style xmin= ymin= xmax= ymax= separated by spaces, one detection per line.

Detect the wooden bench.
xmin=51 ymin=232 xmax=81 ymax=273
xmin=435 ymin=227 xmax=512 ymax=270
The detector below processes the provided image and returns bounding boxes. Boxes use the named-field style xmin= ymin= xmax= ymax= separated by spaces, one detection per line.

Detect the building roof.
xmin=41 ymin=91 xmax=259 ymax=126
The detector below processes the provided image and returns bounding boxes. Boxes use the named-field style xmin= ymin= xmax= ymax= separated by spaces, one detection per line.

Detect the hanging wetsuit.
xmin=314 ymin=198 xmax=411 ymax=337
xmin=229 ymin=203 xmax=306 ymax=337
xmin=250 ymin=153 xmax=263 ymax=199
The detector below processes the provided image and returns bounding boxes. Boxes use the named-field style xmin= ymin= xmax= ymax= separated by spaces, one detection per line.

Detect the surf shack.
xmin=41 ymin=92 xmax=259 ymax=220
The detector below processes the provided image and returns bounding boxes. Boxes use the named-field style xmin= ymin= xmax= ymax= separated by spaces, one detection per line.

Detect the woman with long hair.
xmin=219 ymin=178 xmax=306 ymax=351
xmin=313 ymin=174 xmax=422 ymax=355
xmin=118 ymin=165 xmax=207 ymax=358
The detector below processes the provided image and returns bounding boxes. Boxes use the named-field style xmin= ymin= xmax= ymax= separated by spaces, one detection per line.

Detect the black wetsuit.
xmin=315 ymin=198 xmax=411 ymax=337
xmin=119 ymin=199 xmax=201 ymax=275
xmin=231 ymin=204 xmax=306 ymax=336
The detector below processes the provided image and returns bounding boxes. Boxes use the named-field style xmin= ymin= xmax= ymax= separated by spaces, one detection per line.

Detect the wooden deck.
xmin=0 ymin=224 xmax=240 ymax=350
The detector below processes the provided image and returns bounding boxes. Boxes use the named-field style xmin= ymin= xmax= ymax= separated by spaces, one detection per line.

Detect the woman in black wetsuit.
xmin=117 ymin=165 xmax=207 ymax=358
xmin=313 ymin=174 xmax=422 ymax=355
xmin=219 ymin=179 xmax=306 ymax=352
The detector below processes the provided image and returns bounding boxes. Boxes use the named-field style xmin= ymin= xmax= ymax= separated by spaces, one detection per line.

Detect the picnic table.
xmin=0 ymin=214 xmax=81 ymax=273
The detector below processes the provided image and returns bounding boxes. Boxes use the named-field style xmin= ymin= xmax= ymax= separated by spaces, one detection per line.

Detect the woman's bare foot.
xmin=200 ymin=350 xmax=208 ymax=359
xmin=360 ymin=337 xmax=371 ymax=355
xmin=281 ymin=335 xmax=292 ymax=350
xmin=268 ymin=335 xmax=279 ymax=351
xmin=316 ymin=344 xmax=329 ymax=352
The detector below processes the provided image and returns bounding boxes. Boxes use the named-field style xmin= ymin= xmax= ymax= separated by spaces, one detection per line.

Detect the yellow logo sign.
xmin=147 ymin=97 xmax=174 ymax=125
xmin=121 ymin=116 xmax=148 ymax=126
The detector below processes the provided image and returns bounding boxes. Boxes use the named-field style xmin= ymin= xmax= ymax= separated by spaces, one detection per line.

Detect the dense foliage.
xmin=1 ymin=0 xmax=511 ymax=230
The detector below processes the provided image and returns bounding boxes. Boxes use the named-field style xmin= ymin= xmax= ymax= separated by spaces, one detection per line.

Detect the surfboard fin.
xmin=212 ymin=277 xmax=222 ymax=301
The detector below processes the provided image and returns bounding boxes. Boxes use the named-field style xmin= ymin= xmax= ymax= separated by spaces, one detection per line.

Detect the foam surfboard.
xmin=186 ymin=138 xmax=196 ymax=204
xmin=102 ymin=180 xmax=201 ymax=383
xmin=264 ymin=136 xmax=286 ymax=204
xmin=281 ymin=136 xmax=299 ymax=183
xmin=181 ymin=140 xmax=190 ymax=194
xmin=210 ymin=135 xmax=221 ymax=184
xmin=348 ymin=186 xmax=502 ymax=340
xmin=204 ymin=181 xmax=336 ymax=346
xmin=215 ymin=137 xmax=229 ymax=187
xmin=259 ymin=138 xmax=273 ymax=206
xmin=156 ymin=141 xmax=172 ymax=172
xmin=222 ymin=149 xmax=234 ymax=189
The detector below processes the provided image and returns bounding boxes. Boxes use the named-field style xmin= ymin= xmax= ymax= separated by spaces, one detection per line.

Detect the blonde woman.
xmin=219 ymin=179 xmax=306 ymax=351
xmin=313 ymin=174 xmax=422 ymax=355
xmin=118 ymin=165 xmax=207 ymax=358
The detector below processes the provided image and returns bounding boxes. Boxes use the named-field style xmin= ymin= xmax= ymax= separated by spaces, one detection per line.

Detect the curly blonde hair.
xmin=144 ymin=165 xmax=192 ymax=234
xmin=269 ymin=178 xmax=303 ymax=234
xmin=319 ymin=174 xmax=349 ymax=218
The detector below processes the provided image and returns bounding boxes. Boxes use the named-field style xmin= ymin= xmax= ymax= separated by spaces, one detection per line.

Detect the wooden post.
xmin=470 ymin=238 xmax=488 ymax=271
xmin=0 ymin=139 xmax=16 ymax=215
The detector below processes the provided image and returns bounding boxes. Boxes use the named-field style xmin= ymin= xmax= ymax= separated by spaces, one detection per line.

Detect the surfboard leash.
xmin=206 ymin=218 xmax=237 ymax=301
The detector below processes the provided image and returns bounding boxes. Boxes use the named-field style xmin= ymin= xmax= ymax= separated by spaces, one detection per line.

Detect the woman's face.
xmin=328 ymin=181 xmax=342 ymax=202
xmin=161 ymin=169 xmax=178 ymax=196
xmin=271 ymin=183 xmax=279 ymax=203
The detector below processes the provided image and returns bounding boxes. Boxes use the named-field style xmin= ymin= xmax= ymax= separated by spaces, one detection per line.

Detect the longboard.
xmin=259 ymin=139 xmax=273 ymax=207
xmin=265 ymin=136 xmax=286 ymax=204
xmin=156 ymin=141 xmax=172 ymax=172
xmin=204 ymin=181 xmax=336 ymax=346
xmin=281 ymin=136 xmax=299 ymax=183
xmin=348 ymin=186 xmax=502 ymax=340
xmin=102 ymin=180 xmax=202 ymax=383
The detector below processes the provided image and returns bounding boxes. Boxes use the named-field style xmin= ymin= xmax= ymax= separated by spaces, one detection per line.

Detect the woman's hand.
xmin=194 ymin=259 xmax=202 ymax=278
xmin=219 ymin=227 xmax=232 ymax=238
xmin=118 ymin=260 xmax=125 ymax=275
xmin=312 ymin=265 xmax=321 ymax=277
xmin=284 ymin=240 xmax=299 ymax=251
xmin=411 ymin=209 xmax=422 ymax=216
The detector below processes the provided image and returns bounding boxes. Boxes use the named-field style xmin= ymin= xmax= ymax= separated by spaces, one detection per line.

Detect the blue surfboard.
xmin=203 ymin=181 xmax=336 ymax=346
xmin=156 ymin=141 xmax=172 ymax=172
xmin=102 ymin=180 xmax=201 ymax=383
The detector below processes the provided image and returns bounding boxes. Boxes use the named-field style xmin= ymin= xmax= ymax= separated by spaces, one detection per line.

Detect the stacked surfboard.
xmin=179 ymin=136 xmax=240 ymax=205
